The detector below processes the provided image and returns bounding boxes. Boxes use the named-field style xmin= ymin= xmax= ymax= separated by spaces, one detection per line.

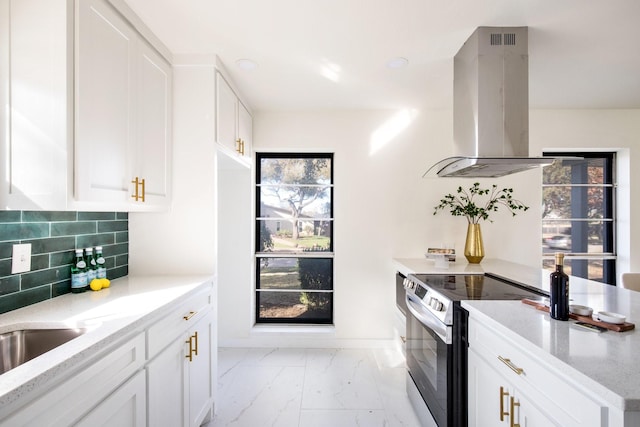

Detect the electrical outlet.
xmin=11 ymin=243 xmax=32 ymax=274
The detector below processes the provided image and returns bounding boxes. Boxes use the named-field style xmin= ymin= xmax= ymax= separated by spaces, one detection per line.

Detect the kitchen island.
xmin=394 ymin=258 xmax=640 ymax=426
xmin=0 ymin=275 xmax=215 ymax=426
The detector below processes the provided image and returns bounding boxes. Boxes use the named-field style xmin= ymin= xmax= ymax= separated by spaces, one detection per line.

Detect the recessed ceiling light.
xmin=236 ymin=59 xmax=258 ymax=70
xmin=386 ymin=57 xmax=408 ymax=69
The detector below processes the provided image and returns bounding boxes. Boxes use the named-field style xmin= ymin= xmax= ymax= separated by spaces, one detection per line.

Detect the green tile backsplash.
xmin=0 ymin=211 xmax=129 ymax=314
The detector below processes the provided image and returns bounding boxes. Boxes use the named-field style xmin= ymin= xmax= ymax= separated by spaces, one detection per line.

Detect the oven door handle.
xmin=406 ymin=294 xmax=452 ymax=344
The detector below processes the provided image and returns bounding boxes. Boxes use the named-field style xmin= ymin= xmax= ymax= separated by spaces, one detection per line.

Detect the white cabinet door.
xmin=215 ymin=69 xmax=252 ymax=164
xmin=76 ymin=370 xmax=146 ymax=427
xmin=468 ymin=348 xmax=506 ymax=426
xmin=135 ymin=39 xmax=172 ymax=207
xmin=75 ymin=0 xmax=172 ymax=210
xmin=188 ymin=309 xmax=214 ymax=427
xmin=0 ymin=0 xmax=71 ymax=210
xmin=147 ymin=335 xmax=188 ymax=427
xmin=238 ymin=99 xmax=253 ymax=159
xmin=216 ymin=71 xmax=238 ymax=153
xmin=75 ymin=0 xmax=134 ymax=204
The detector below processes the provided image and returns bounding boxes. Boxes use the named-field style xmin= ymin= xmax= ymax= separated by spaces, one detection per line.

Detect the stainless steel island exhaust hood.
xmin=425 ymin=27 xmax=555 ymax=178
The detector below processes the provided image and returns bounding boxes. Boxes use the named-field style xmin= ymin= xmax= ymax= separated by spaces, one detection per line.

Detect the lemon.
xmin=89 ymin=279 xmax=103 ymax=291
xmin=101 ymin=278 xmax=111 ymax=288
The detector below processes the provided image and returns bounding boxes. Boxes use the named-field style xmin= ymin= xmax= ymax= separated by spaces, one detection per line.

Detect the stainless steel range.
xmin=402 ymin=273 xmax=547 ymax=427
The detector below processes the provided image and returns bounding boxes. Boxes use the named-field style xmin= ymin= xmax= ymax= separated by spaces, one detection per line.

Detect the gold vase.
xmin=464 ymin=223 xmax=484 ymax=264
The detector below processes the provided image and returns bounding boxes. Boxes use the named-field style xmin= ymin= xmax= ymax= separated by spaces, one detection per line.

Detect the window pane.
xmin=258 ymin=257 xmax=333 ymax=290
xmin=258 ymin=220 xmax=332 ymax=252
xmin=542 ymin=220 xmax=612 ymax=253
xmin=542 ymin=185 xmax=611 ymax=220
xmin=257 ymin=291 xmax=332 ymax=323
xmin=260 ymin=158 xmax=331 ymax=185
xmin=259 ymin=186 xmax=332 ymax=218
xmin=542 ymin=158 xmax=609 ymax=185
xmin=256 ymin=257 xmax=333 ymax=323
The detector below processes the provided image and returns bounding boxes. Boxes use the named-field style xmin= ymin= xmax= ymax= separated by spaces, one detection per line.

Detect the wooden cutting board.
xmin=521 ymin=299 xmax=635 ymax=332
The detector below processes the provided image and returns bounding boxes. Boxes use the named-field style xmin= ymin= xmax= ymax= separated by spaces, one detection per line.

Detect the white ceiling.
xmin=124 ymin=0 xmax=640 ymax=112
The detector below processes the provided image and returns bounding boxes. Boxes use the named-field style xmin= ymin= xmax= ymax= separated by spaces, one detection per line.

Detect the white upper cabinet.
xmin=0 ymin=0 xmax=171 ymax=211
xmin=215 ymin=69 xmax=252 ymax=166
xmin=74 ymin=0 xmax=172 ymax=211
xmin=0 ymin=0 xmax=72 ymax=210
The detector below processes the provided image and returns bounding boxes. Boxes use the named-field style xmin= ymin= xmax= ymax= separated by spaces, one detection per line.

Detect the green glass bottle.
xmin=85 ymin=247 xmax=98 ymax=284
xmin=95 ymin=246 xmax=107 ymax=279
xmin=70 ymin=249 xmax=88 ymax=293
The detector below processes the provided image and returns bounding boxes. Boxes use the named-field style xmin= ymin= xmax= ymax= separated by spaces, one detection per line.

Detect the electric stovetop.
xmin=410 ymin=273 xmax=548 ymax=302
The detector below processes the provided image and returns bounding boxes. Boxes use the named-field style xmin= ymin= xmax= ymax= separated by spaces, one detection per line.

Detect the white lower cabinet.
xmin=468 ymin=315 xmax=606 ymax=427
xmin=0 ymin=283 xmax=215 ymax=427
xmin=1 ymin=332 xmax=146 ymax=426
xmin=147 ymin=290 xmax=214 ymax=427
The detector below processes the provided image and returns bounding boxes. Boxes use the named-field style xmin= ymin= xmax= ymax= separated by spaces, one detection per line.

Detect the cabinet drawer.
xmin=1 ymin=332 xmax=145 ymax=426
xmin=469 ymin=317 xmax=605 ymax=427
xmin=147 ymin=288 xmax=211 ymax=359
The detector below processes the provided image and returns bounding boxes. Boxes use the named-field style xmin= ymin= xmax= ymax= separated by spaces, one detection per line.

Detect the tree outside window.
xmin=255 ymin=153 xmax=334 ymax=323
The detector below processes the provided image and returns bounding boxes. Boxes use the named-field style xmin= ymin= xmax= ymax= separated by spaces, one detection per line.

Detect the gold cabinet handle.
xmin=193 ymin=331 xmax=198 ymax=356
xmin=183 ymin=311 xmax=197 ymax=321
xmin=498 ymin=356 xmax=524 ymax=375
xmin=510 ymin=396 xmax=521 ymax=427
xmin=139 ymin=178 xmax=145 ymax=202
xmin=130 ymin=177 xmax=146 ymax=202
xmin=500 ymin=386 xmax=510 ymax=421
xmin=185 ymin=332 xmax=198 ymax=362
xmin=131 ymin=177 xmax=140 ymax=200
xmin=185 ymin=335 xmax=194 ymax=362
xmin=236 ymin=138 xmax=242 ymax=154
xmin=240 ymin=139 xmax=245 ymax=155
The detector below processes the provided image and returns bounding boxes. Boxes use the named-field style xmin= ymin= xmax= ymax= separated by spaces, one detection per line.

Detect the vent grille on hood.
xmin=425 ymin=27 xmax=556 ymax=178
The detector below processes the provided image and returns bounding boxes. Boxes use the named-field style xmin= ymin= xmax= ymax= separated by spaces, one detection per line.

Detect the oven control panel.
xmin=405 ymin=275 xmax=453 ymax=325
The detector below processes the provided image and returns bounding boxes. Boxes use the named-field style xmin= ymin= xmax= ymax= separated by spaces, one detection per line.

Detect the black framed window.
xmin=542 ymin=152 xmax=616 ymax=284
xmin=255 ymin=153 xmax=334 ymax=324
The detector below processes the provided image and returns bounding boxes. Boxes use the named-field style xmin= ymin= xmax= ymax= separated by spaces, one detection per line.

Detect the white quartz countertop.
xmin=393 ymin=257 xmax=640 ymax=412
xmin=0 ymin=275 xmax=213 ymax=414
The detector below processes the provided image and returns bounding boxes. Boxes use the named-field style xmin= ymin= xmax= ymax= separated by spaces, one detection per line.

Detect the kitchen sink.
xmin=0 ymin=327 xmax=87 ymax=375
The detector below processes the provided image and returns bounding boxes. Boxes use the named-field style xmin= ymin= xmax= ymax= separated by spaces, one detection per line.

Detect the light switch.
xmin=11 ymin=243 xmax=32 ymax=274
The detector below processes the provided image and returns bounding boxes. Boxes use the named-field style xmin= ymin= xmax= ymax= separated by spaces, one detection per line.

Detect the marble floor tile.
xmin=298 ymin=409 xmax=388 ymax=427
xmin=207 ymin=347 xmax=422 ymax=427
xmin=213 ymin=365 xmax=304 ymax=427
xmin=302 ymin=349 xmax=383 ymax=410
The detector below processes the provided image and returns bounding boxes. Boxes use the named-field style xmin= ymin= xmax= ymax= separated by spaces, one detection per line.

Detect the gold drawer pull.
xmin=498 ymin=355 xmax=524 ymax=375
xmin=510 ymin=396 xmax=521 ymax=427
xmin=183 ymin=311 xmax=197 ymax=321
xmin=499 ymin=386 xmax=509 ymax=421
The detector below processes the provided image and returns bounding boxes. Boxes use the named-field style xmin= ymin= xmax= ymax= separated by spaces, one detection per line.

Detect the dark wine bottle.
xmin=550 ymin=252 xmax=569 ymax=320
